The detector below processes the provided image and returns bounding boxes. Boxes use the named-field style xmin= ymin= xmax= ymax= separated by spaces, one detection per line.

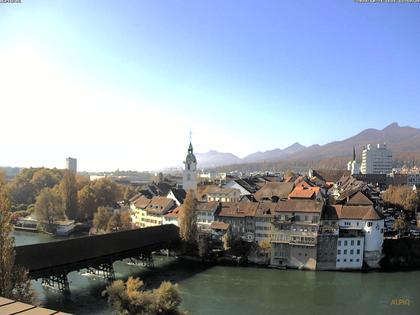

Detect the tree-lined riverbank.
xmin=13 ymin=231 xmax=420 ymax=315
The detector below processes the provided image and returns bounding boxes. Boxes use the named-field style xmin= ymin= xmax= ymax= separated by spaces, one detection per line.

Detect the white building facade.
xmin=336 ymin=213 xmax=384 ymax=269
xmin=360 ymin=144 xmax=393 ymax=175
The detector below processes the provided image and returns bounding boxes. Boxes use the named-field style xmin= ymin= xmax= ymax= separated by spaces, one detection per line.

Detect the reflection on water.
xmin=13 ymin=231 xmax=420 ymax=315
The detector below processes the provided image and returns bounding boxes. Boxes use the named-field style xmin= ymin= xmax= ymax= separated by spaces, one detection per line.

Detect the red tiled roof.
xmin=210 ymin=221 xmax=230 ymax=230
xmin=275 ymin=199 xmax=324 ymax=213
xmin=333 ymin=205 xmax=382 ymax=220
xmin=165 ymin=206 xmax=182 ymax=218
xmin=288 ymin=185 xmax=320 ymax=199
xmin=347 ymin=191 xmax=373 ymax=206
xmin=254 ymin=182 xmax=295 ymax=200
xmin=133 ymin=196 xmax=151 ymax=209
xmin=146 ymin=197 xmax=175 ymax=215
xmin=196 ymin=201 xmax=219 ymax=213
xmin=218 ymin=202 xmax=259 ymax=218
xmin=255 ymin=202 xmax=277 ymax=217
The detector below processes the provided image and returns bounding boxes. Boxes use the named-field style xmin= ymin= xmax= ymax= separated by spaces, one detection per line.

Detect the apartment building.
xmin=254 ymin=202 xmax=276 ymax=244
xmin=131 ymin=196 xmax=176 ymax=228
xmin=270 ymin=199 xmax=324 ymax=270
xmin=216 ymin=202 xmax=259 ymax=242
xmin=361 ymin=143 xmax=393 ymax=174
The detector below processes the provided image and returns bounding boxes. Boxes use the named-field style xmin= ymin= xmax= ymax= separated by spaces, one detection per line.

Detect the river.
xmin=14 ymin=231 xmax=420 ymax=315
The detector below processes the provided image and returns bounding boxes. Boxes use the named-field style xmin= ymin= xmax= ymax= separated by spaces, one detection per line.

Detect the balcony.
xmin=339 ymin=229 xmax=364 ymax=238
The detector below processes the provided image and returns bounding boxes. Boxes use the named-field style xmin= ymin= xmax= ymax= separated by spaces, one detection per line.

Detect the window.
xmin=305 ymin=215 xmax=308 ymax=221
xmin=350 ymin=249 xmax=354 ymax=255
xmin=344 ymin=250 xmax=347 ymax=254
xmin=344 ymin=259 xmax=347 ymax=262
xmin=337 ymin=259 xmax=340 ymax=262
xmin=351 ymin=240 xmax=354 ymax=246
xmin=344 ymin=240 xmax=348 ymax=246
xmin=367 ymin=222 xmax=373 ymax=227
xmin=357 ymin=240 xmax=361 ymax=246
xmin=338 ymin=250 xmax=341 ymax=255
xmin=350 ymin=259 xmax=353 ymax=262
xmin=357 ymin=249 xmax=360 ymax=255
xmin=338 ymin=240 xmax=341 ymax=246
xmin=356 ymin=259 xmax=359 ymax=262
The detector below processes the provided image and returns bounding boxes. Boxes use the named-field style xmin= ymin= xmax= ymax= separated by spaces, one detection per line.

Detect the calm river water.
xmin=14 ymin=231 xmax=420 ymax=315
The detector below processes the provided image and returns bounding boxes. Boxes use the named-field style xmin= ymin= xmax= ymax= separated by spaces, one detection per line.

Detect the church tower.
xmin=182 ymin=134 xmax=197 ymax=191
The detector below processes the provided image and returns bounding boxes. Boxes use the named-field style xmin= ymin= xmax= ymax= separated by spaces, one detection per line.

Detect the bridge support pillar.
xmin=41 ymin=273 xmax=70 ymax=293
xmin=86 ymin=262 xmax=115 ymax=281
xmin=129 ymin=252 xmax=154 ymax=268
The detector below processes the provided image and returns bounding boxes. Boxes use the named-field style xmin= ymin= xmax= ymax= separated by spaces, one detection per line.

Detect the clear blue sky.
xmin=0 ymin=0 xmax=419 ymax=171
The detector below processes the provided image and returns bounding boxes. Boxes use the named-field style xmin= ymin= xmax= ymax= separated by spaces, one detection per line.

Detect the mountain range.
xmin=196 ymin=123 xmax=420 ymax=168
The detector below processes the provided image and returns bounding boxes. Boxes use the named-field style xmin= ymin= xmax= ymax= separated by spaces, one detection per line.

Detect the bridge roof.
xmin=15 ymin=225 xmax=179 ymax=274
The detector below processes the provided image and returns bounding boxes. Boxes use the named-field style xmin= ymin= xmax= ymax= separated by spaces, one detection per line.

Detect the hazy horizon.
xmin=1 ymin=1 xmax=419 ymax=171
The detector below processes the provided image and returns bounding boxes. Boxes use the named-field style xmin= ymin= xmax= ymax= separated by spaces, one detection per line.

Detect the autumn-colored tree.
xmin=222 ymin=229 xmax=231 ymax=251
xmin=107 ymin=211 xmax=132 ymax=232
xmin=383 ymin=185 xmax=419 ymax=212
xmin=30 ymin=168 xmax=61 ymax=194
xmin=259 ymin=239 xmax=271 ymax=257
xmin=93 ymin=206 xmax=112 ymax=233
xmin=122 ymin=185 xmax=138 ymax=204
xmin=75 ymin=175 xmax=90 ymax=191
xmin=77 ymin=185 xmax=97 ymax=220
xmin=103 ymin=277 xmax=185 ymax=315
xmin=178 ymin=190 xmax=197 ymax=243
xmin=92 ymin=178 xmax=123 ymax=208
xmin=393 ymin=217 xmax=409 ymax=235
xmin=0 ymin=172 xmax=33 ymax=303
xmin=34 ymin=187 xmax=64 ymax=225
xmin=59 ymin=170 xmax=79 ymax=220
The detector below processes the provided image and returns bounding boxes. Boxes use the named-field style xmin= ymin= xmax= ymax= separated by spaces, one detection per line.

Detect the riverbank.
xmin=11 ymin=231 xmax=420 ymax=315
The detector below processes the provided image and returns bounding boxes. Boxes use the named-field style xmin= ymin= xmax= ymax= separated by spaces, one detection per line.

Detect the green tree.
xmin=93 ymin=206 xmax=112 ymax=233
xmin=34 ymin=187 xmax=64 ymax=225
xmin=178 ymin=190 xmax=197 ymax=243
xmin=103 ymin=277 xmax=185 ymax=315
xmin=107 ymin=211 xmax=132 ymax=232
xmin=0 ymin=172 xmax=33 ymax=303
xmin=59 ymin=170 xmax=79 ymax=220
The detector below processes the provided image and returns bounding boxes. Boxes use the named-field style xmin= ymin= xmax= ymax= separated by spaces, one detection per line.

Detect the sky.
xmin=0 ymin=0 xmax=419 ymax=171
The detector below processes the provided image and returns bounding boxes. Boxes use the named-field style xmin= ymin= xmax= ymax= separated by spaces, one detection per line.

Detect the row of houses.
xmin=130 ymin=174 xmax=385 ymax=271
